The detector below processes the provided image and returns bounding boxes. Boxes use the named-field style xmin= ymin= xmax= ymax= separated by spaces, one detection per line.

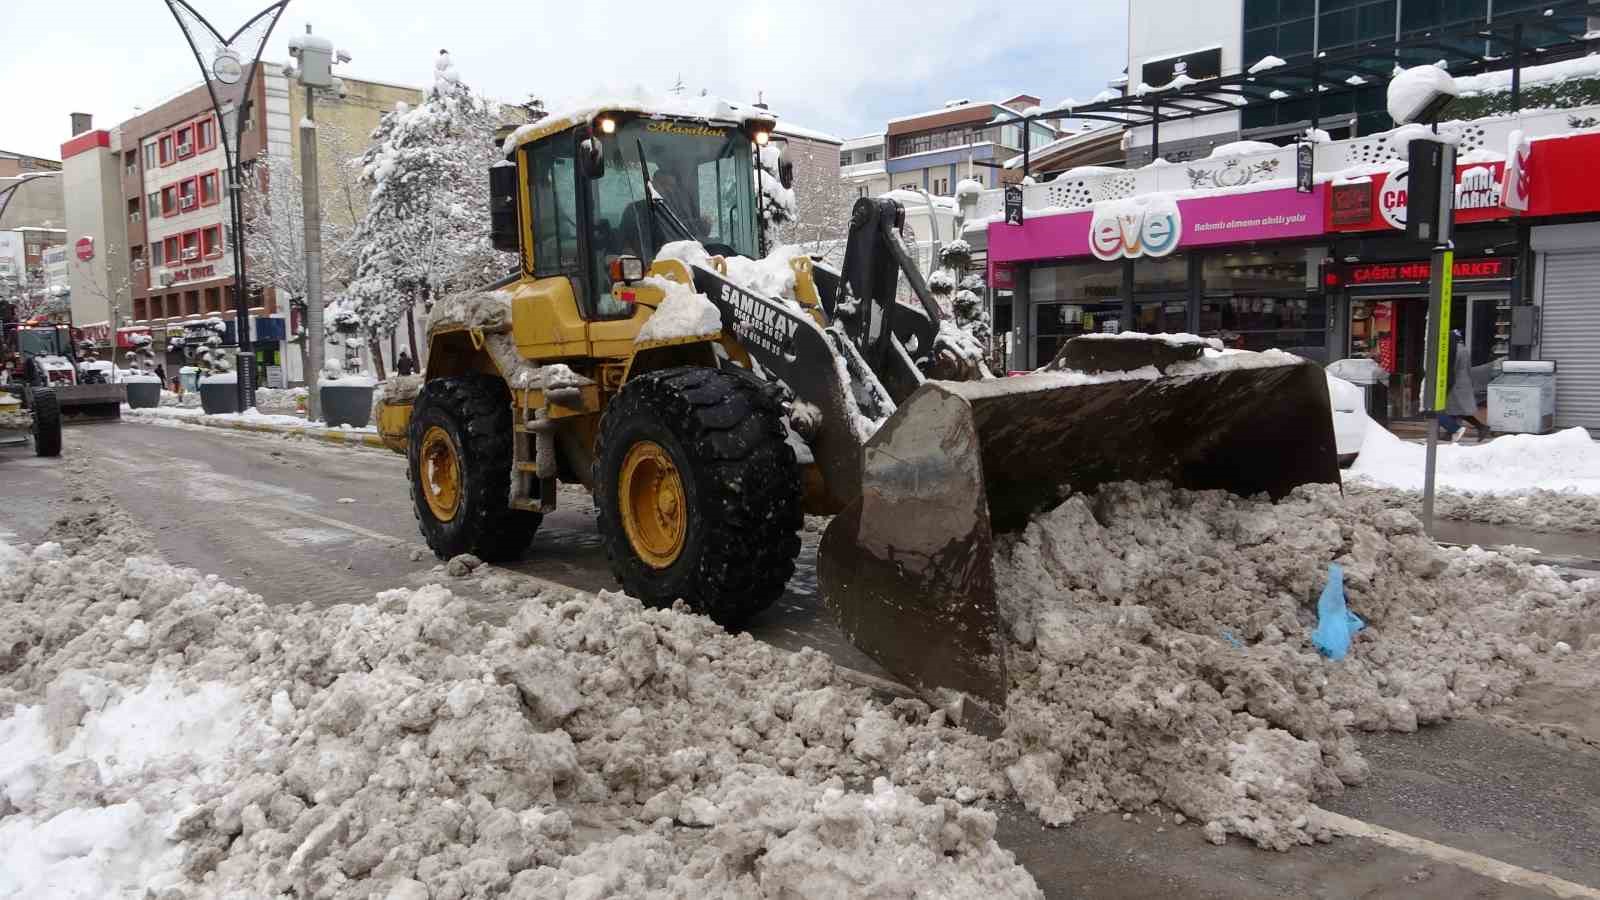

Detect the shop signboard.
xmin=1329 ymin=256 xmax=1512 ymax=286
xmin=1004 ymin=185 xmax=1024 ymax=226
xmin=1327 ymin=161 xmax=1508 ymax=232
xmin=1519 ymin=131 xmax=1600 ymax=217
xmin=988 ymin=185 xmax=1325 ymax=265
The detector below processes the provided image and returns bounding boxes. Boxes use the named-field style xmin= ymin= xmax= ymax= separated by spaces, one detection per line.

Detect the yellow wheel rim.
xmin=618 ymin=440 xmax=687 ymax=568
xmin=420 ymin=425 xmax=462 ymax=522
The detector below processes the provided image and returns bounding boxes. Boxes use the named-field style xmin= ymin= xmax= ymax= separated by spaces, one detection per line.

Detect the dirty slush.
xmin=2 ymin=461 xmax=1597 ymax=896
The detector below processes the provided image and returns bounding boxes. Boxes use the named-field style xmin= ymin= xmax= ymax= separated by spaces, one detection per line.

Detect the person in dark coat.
xmin=1445 ymin=330 xmax=1489 ymax=443
xmin=395 ymin=350 xmax=416 ymax=376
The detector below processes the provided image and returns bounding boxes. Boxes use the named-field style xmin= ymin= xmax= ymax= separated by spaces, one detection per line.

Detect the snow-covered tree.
xmin=763 ymin=146 xmax=854 ymax=266
xmin=342 ymin=50 xmax=513 ymax=368
xmin=241 ymin=127 xmax=361 ymax=306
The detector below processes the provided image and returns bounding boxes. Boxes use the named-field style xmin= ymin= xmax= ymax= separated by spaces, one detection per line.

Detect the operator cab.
xmin=493 ymin=108 xmax=787 ymax=321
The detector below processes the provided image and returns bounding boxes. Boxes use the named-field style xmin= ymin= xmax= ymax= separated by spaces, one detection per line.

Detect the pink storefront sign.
xmin=988 ymin=185 xmax=1326 ymax=264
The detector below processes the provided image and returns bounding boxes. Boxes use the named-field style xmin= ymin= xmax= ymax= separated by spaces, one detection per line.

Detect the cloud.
xmin=2 ymin=0 xmax=1125 ymax=158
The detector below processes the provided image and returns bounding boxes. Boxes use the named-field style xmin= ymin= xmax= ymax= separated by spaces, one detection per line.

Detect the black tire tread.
xmin=31 ymin=388 xmax=61 ymax=457
xmin=593 ymin=366 xmax=802 ymax=625
xmin=408 ymin=375 xmax=541 ymax=562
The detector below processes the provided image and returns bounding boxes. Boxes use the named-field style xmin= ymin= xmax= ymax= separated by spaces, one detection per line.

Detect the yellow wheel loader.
xmin=380 ymin=101 xmax=1341 ymax=717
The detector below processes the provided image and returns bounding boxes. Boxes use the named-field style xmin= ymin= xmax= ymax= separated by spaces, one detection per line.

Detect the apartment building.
xmin=840 ymin=133 xmax=890 ymax=198
xmin=882 ymin=96 xmax=1060 ymax=195
xmin=0 ymin=150 xmax=65 ymax=231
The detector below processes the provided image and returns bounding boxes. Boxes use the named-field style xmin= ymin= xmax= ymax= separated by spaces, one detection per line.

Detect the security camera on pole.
xmin=284 ymin=25 xmax=349 ymax=422
xmin=1388 ymin=64 xmax=1460 ymax=534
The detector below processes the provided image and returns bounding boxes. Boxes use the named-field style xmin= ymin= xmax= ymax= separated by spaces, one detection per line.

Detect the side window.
xmin=528 ymin=138 xmax=580 ymax=278
xmin=587 ymin=141 xmax=650 ymax=319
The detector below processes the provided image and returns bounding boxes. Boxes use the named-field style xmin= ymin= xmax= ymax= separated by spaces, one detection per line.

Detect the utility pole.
xmin=301 ymin=76 xmax=325 ymax=420
xmin=1408 ymin=137 xmax=1457 ymax=535
xmin=286 ymin=23 xmax=348 ymax=422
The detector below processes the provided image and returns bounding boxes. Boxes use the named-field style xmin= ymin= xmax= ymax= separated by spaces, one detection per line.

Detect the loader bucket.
xmin=48 ymin=384 xmax=125 ymax=423
xmin=817 ymin=341 xmax=1340 ymax=717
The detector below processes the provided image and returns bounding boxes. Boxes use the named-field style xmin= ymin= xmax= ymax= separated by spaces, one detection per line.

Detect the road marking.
xmin=1314 ymin=809 xmax=1600 ymax=899
xmin=273 ymin=505 xmax=411 ymax=547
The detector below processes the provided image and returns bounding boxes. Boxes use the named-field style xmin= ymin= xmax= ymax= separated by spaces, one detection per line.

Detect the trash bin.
xmin=1488 ymin=361 xmax=1556 ymax=434
xmin=1326 ymin=358 xmax=1390 ymax=425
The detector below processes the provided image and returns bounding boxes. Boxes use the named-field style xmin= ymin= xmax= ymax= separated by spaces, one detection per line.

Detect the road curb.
xmin=128 ymin=410 xmax=389 ymax=449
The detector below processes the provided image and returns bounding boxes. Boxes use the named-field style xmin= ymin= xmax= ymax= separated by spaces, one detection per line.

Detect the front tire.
xmin=408 ymin=375 xmax=541 ymax=562
xmin=594 ymin=367 xmax=802 ymax=626
xmin=31 ymin=388 xmax=61 ymax=457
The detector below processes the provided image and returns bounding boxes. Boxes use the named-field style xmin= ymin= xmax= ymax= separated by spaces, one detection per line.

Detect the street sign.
xmin=1431 ymin=249 xmax=1455 ymax=412
xmin=1296 ymin=143 xmax=1314 ymax=194
xmin=1004 ymin=185 xmax=1024 ymax=226
xmin=75 ymin=237 xmax=94 ymax=262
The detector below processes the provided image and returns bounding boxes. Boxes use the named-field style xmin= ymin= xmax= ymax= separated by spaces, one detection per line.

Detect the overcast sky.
xmin=2 ymin=0 xmax=1126 ymax=160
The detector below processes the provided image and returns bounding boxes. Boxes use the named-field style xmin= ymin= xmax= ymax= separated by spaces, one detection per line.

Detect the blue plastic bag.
xmin=1311 ymin=563 xmax=1364 ymax=660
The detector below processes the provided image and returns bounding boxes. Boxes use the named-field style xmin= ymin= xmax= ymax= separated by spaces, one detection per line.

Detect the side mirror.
xmin=778 ymin=158 xmax=795 ymax=190
xmin=579 ymin=137 xmax=605 ymax=179
xmin=488 ymin=161 xmax=520 ymax=253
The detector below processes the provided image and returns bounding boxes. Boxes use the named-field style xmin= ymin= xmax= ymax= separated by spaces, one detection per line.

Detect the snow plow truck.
xmin=377 ymin=100 xmax=1341 ymax=717
xmin=1 ymin=320 xmax=124 ymax=422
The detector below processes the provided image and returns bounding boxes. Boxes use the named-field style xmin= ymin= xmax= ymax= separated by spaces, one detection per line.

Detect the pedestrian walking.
xmin=1446 ymin=330 xmax=1489 ymax=443
xmin=396 ymin=350 xmax=416 ymax=376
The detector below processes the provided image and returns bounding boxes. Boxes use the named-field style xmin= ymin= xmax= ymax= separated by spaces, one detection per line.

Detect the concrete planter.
xmin=124 ymin=379 xmax=162 ymax=409
xmin=321 ymin=382 xmax=375 ymax=428
xmin=199 ymin=378 xmax=240 ymax=415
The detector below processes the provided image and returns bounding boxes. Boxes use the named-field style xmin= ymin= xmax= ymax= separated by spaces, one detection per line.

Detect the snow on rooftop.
xmin=503 ymin=87 xmax=835 ymax=154
xmin=1453 ymin=53 xmax=1600 ymax=97
xmin=886 ymin=99 xmax=1010 ymax=125
xmin=1001 ymin=124 xmax=1121 ymax=168
xmin=1248 ymin=55 xmax=1287 ymax=75
xmin=841 ymin=133 xmax=885 ymax=150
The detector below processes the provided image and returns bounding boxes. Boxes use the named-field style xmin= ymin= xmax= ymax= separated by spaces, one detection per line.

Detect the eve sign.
xmin=1089 ymin=197 xmax=1182 ymax=260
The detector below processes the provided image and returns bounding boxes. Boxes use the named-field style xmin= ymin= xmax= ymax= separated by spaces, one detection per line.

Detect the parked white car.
xmin=1326 ymin=373 xmax=1366 ymax=467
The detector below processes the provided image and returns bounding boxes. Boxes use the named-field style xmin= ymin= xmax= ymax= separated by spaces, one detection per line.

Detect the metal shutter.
xmin=1541 ymin=251 xmax=1600 ymax=430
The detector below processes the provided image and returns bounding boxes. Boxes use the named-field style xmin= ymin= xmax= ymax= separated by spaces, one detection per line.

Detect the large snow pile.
xmin=992 ymin=482 xmax=1599 ymax=849
xmin=1349 ymin=419 xmax=1600 ymax=495
xmin=0 ymin=505 xmax=1039 ymax=898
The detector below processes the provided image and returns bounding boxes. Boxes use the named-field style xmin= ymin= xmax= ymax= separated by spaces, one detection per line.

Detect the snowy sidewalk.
xmin=124 ymin=405 xmax=388 ymax=450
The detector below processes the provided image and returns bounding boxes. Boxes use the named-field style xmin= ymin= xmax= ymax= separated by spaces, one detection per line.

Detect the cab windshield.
xmin=15 ymin=327 xmax=67 ymax=358
xmin=586 ymin=117 xmax=757 ymax=316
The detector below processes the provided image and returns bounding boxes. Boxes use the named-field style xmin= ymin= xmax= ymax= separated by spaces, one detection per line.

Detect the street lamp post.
xmin=162 ymin=0 xmax=290 ymax=412
xmin=284 ymin=24 xmax=349 ymax=422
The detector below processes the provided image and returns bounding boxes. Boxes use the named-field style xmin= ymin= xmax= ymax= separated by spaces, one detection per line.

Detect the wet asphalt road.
xmin=4 ymin=419 xmax=1599 ymax=899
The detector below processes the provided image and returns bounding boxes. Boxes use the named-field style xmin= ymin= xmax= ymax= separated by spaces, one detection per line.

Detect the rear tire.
xmin=408 ymin=375 xmax=541 ymax=562
xmin=31 ymin=389 xmax=61 ymax=457
xmin=594 ymin=366 xmax=802 ymax=626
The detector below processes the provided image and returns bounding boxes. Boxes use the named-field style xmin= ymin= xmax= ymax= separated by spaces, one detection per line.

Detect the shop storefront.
xmin=1324 ymin=253 xmax=1515 ymax=419
xmin=1324 ymin=158 xmax=1519 ymax=420
xmin=990 ymin=185 xmax=1328 ymax=368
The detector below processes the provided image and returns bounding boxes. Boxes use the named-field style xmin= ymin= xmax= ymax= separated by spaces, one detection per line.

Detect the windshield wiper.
xmin=634 ymin=138 xmax=695 ymax=251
